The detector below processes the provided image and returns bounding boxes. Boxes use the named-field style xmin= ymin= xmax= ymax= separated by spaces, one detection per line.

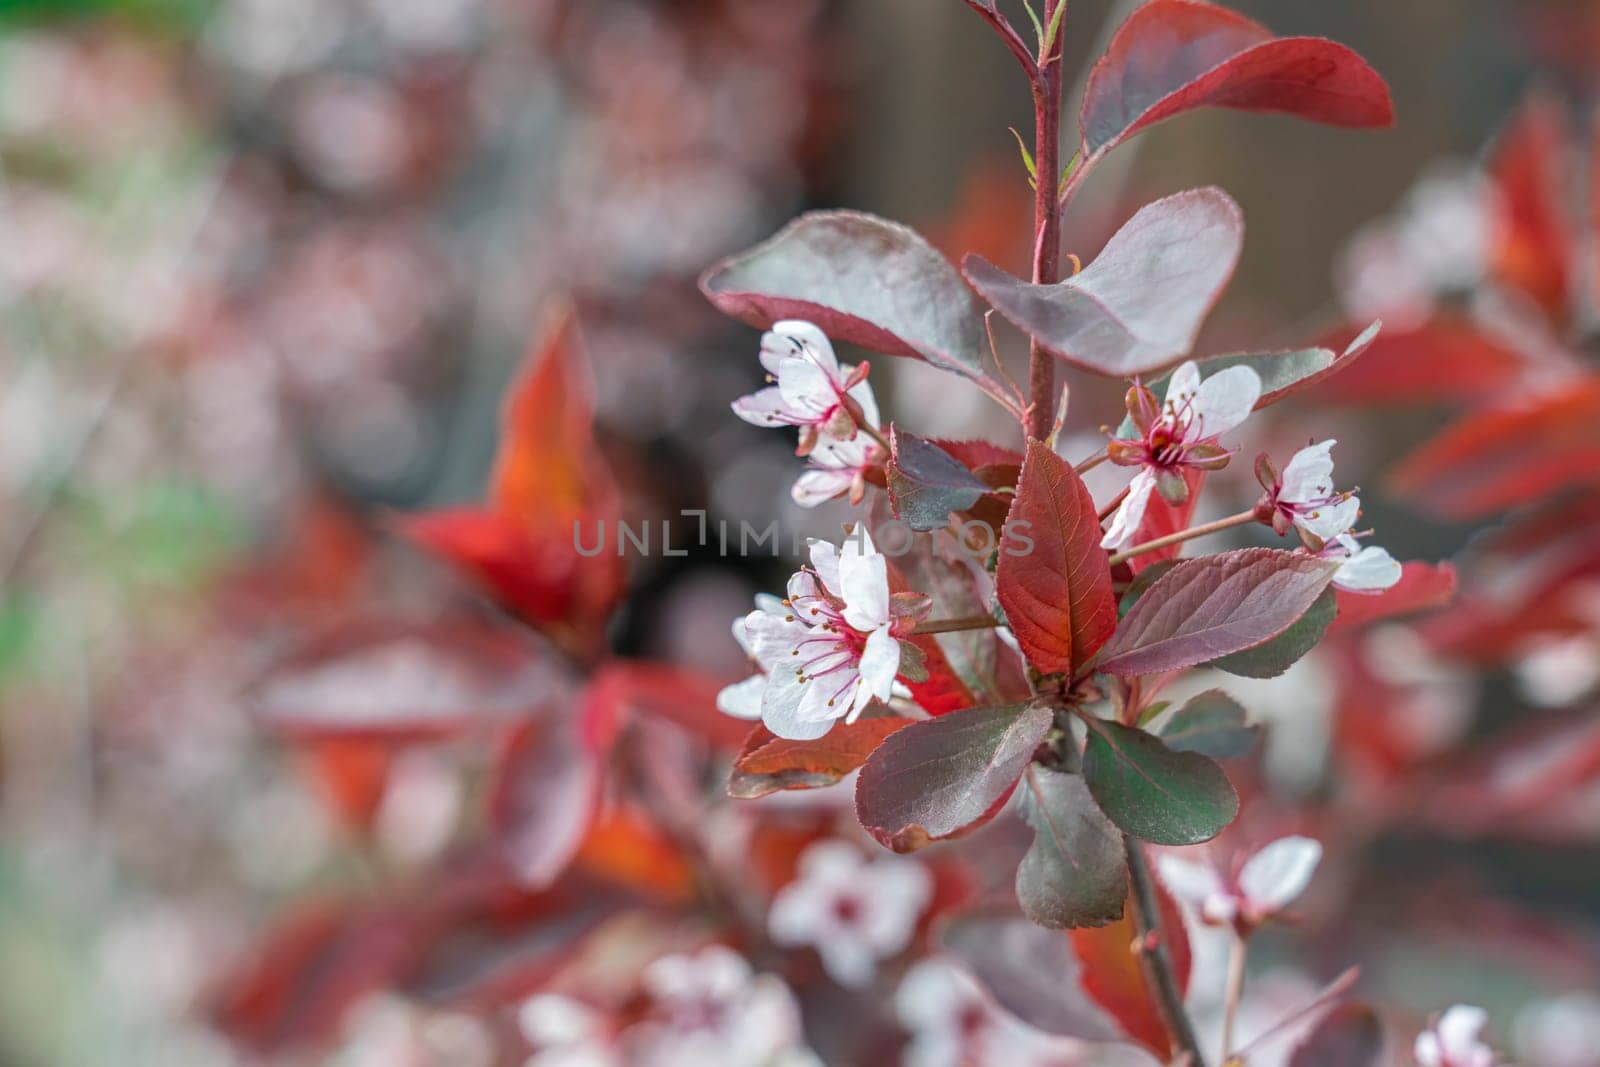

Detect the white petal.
xmin=761 ymin=668 xmax=834 ymax=741
xmin=755 ymin=592 xmax=786 ymax=616
xmin=1237 ymin=836 xmax=1322 ymax=915
xmin=1296 ymin=494 xmax=1361 ymax=542
xmin=847 ymin=376 xmax=880 ymax=431
xmin=731 ymin=386 xmax=796 ymax=427
xmin=717 ymin=675 xmax=767 ymax=720
xmin=1100 ymin=469 xmax=1157 ymax=550
xmin=840 ymin=537 xmax=890 ymax=631
xmin=853 ymin=627 xmax=901 ymax=713
xmin=771 ymin=320 xmax=838 ymax=375
xmin=792 ymin=469 xmax=854 ymax=507
xmin=1167 ymin=361 xmax=1202 ymax=406
xmin=807 ymin=539 xmax=841 ymax=593
xmin=1437 ymin=1005 xmax=1491 ymax=1061
xmin=769 ymin=881 xmax=833 ymax=945
xmin=742 ymin=610 xmax=808 ymax=670
xmin=1414 ymin=1031 xmax=1444 ymax=1067
xmin=1334 ymin=545 xmax=1403 ymax=592
xmin=1190 ymin=365 xmax=1261 ymax=439
xmin=1279 ymin=440 xmax=1337 ymax=504
xmin=1156 ymin=854 xmax=1226 ymax=909
xmin=817 ymin=937 xmax=879 ymax=988
xmin=777 ymin=355 xmax=835 ymax=416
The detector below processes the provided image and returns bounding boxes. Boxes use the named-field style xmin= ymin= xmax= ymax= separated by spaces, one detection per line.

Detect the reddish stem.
xmin=1027 ymin=0 xmax=1066 ymax=443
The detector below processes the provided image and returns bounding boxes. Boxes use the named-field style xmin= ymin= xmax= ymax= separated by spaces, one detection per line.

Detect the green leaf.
xmin=856 ymin=703 xmax=1052 ymax=852
xmin=1016 ymin=769 xmax=1128 ymax=929
xmin=1081 ymin=718 xmax=1238 ymax=845
xmin=1210 ymin=586 xmax=1336 ymax=678
xmin=1153 ymin=690 xmax=1259 ymax=759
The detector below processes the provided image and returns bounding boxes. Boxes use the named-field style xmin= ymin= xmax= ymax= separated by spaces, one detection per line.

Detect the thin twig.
xmin=1105 ymin=509 xmax=1258 ymax=568
xmin=1125 ymin=836 xmax=1209 ymax=1066
xmin=961 ymin=0 xmax=1039 ymax=77
xmin=1221 ymin=932 xmax=1247 ymax=1063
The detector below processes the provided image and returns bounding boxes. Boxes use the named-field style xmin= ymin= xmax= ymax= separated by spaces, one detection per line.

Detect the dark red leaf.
xmin=965 ymin=188 xmax=1243 ymax=378
xmin=584 ymin=660 xmax=749 ymax=749
xmin=699 ymin=211 xmax=1014 ymax=407
xmin=888 ymin=427 xmax=994 ymax=532
xmin=1080 ymin=0 xmax=1394 ymax=161
xmin=1095 ymin=549 xmax=1340 ymax=677
xmin=1488 ymin=92 xmax=1574 ymax=321
xmin=1330 ymin=562 xmax=1456 ymax=632
xmin=855 ymin=703 xmax=1052 ymax=852
xmin=996 ymin=441 xmax=1118 ymax=676
xmin=1311 ymin=319 xmax=1527 ymax=407
xmin=400 ymin=310 xmax=625 ymax=651
xmin=1069 ymin=880 xmax=1193 ymax=1057
xmin=729 ymin=717 xmax=914 ymax=798
xmin=1388 ymin=379 xmax=1600 ymax=519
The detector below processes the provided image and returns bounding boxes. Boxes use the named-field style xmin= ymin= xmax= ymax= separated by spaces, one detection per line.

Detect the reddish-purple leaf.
xmin=855 ymin=703 xmax=1052 ymax=852
xmin=1081 ymin=0 xmax=1394 ymax=160
xmin=249 ymin=619 xmax=546 ymax=742
xmin=888 ymin=426 xmax=994 ymax=532
xmin=1288 ymin=1004 xmax=1385 ymax=1067
xmin=699 ymin=210 xmax=1011 ymax=405
xmin=1388 ymin=380 xmax=1600 ymax=519
xmin=996 ymin=442 xmax=1118 ymax=677
xmin=728 ymin=717 xmax=914 ymax=799
xmin=965 ymin=189 xmax=1243 ymax=378
xmin=1069 ymin=880 xmax=1193 ymax=1057
xmin=1016 ymin=769 xmax=1128 ymax=929
xmin=1197 ymin=321 xmax=1383 ymax=409
xmin=1330 ymin=562 xmax=1456 ymax=633
xmin=489 ymin=711 xmax=601 ymax=888
xmin=938 ymin=915 xmax=1124 ymax=1042
xmin=1094 ymin=549 xmax=1340 ymax=677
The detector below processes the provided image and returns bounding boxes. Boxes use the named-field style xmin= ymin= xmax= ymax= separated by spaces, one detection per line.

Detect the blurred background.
xmin=2 ymin=1 xmax=1599 ymax=1064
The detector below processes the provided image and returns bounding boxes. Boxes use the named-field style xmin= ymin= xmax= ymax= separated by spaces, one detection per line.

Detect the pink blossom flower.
xmin=732 ymin=320 xmax=878 ymax=456
xmin=791 ymin=433 xmax=883 ymax=508
xmin=1258 ymin=440 xmax=1362 ymax=548
xmin=1157 ymin=835 xmax=1321 ymax=934
xmin=1318 ymin=533 xmax=1403 ymax=594
xmin=768 ymin=841 xmax=931 ymax=986
xmin=734 ymin=531 xmax=907 ymax=740
xmin=1416 ymin=1005 xmax=1497 ymax=1067
xmin=1102 ymin=361 xmax=1262 ymax=549
xmin=626 ymin=946 xmax=818 ymax=1067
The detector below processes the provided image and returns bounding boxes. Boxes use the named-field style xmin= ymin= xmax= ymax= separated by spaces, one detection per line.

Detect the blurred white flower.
xmin=626 ymin=946 xmax=817 ymax=1067
xmin=768 ymin=840 xmax=931 ymax=986
xmin=1416 ymin=1005 xmax=1496 ymax=1067
xmin=519 ymin=994 xmax=617 ymax=1067
xmin=1514 ymin=992 xmax=1600 ymax=1067
xmin=1158 ymin=836 xmax=1321 ymax=932
xmin=895 ymin=959 xmax=1085 ymax=1067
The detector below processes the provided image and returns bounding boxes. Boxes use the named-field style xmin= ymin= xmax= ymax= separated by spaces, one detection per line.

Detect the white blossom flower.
xmin=790 ymin=432 xmax=882 ymax=508
xmin=1158 ymin=836 xmax=1322 ymax=933
xmin=769 ymin=841 xmax=931 ymax=986
xmin=1260 ymin=440 xmax=1362 ymax=547
xmin=625 ymin=946 xmax=818 ymax=1067
xmin=732 ymin=320 xmax=878 ymax=455
xmin=518 ymin=994 xmax=617 ymax=1067
xmin=1102 ymin=361 xmax=1262 ymax=549
xmin=1318 ymin=533 xmax=1403 ymax=594
xmin=1513 ymin=991 xmax=1600 ymax=1067
xmin=738 ymin=531 xmax=903 ymax=740
xmin=716 ymin=593 xmax=787 ymax=720
xmin=1416 ymin=1005 xmax=1497 ymax=1067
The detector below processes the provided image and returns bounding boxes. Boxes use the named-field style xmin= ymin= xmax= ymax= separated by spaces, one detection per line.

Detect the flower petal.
xmin=771 ymin=319 xmax=838 ymax=375
xmin=792 ymin=469 xmax=854 ymax=507
xmin=1100 ymin=468 xmax=1157 ymax=549
xmin=853 ymin=627 xmax=900 ymax=714
xmin=1237 ymin=836 xmax=1321 ymax=915
xmin=1190 ymin=365 xmax=1262 ymax=439
xmin=1155 ymin=854 xmax=1226 ymax=910
xmin=1167 ymin=361 xmax=1202 ymax=406
xmin=731 ymin=386 xmax=796 ymax=428
xmin=777 ymin=355 xmax=836 ymax=416
xmin=1334 ymin=545 xmax=1403 ymax=592
xmin=1279 ymin=440 xmax=1337 ymax=504
xmin=807 ymin=539 xmax=841 ymax=593
xmin=847 ymin=376 xmax=880 ymax=432
xmin=717 ymin=674 xmax=768 ymax=720
xmin=840 ymin=534 xmax=890 ymax=631
xmin=760 ymin=667 xmax=835 ymax=741
xmin=1296 ymin=494 xmax=1360 ymax=542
